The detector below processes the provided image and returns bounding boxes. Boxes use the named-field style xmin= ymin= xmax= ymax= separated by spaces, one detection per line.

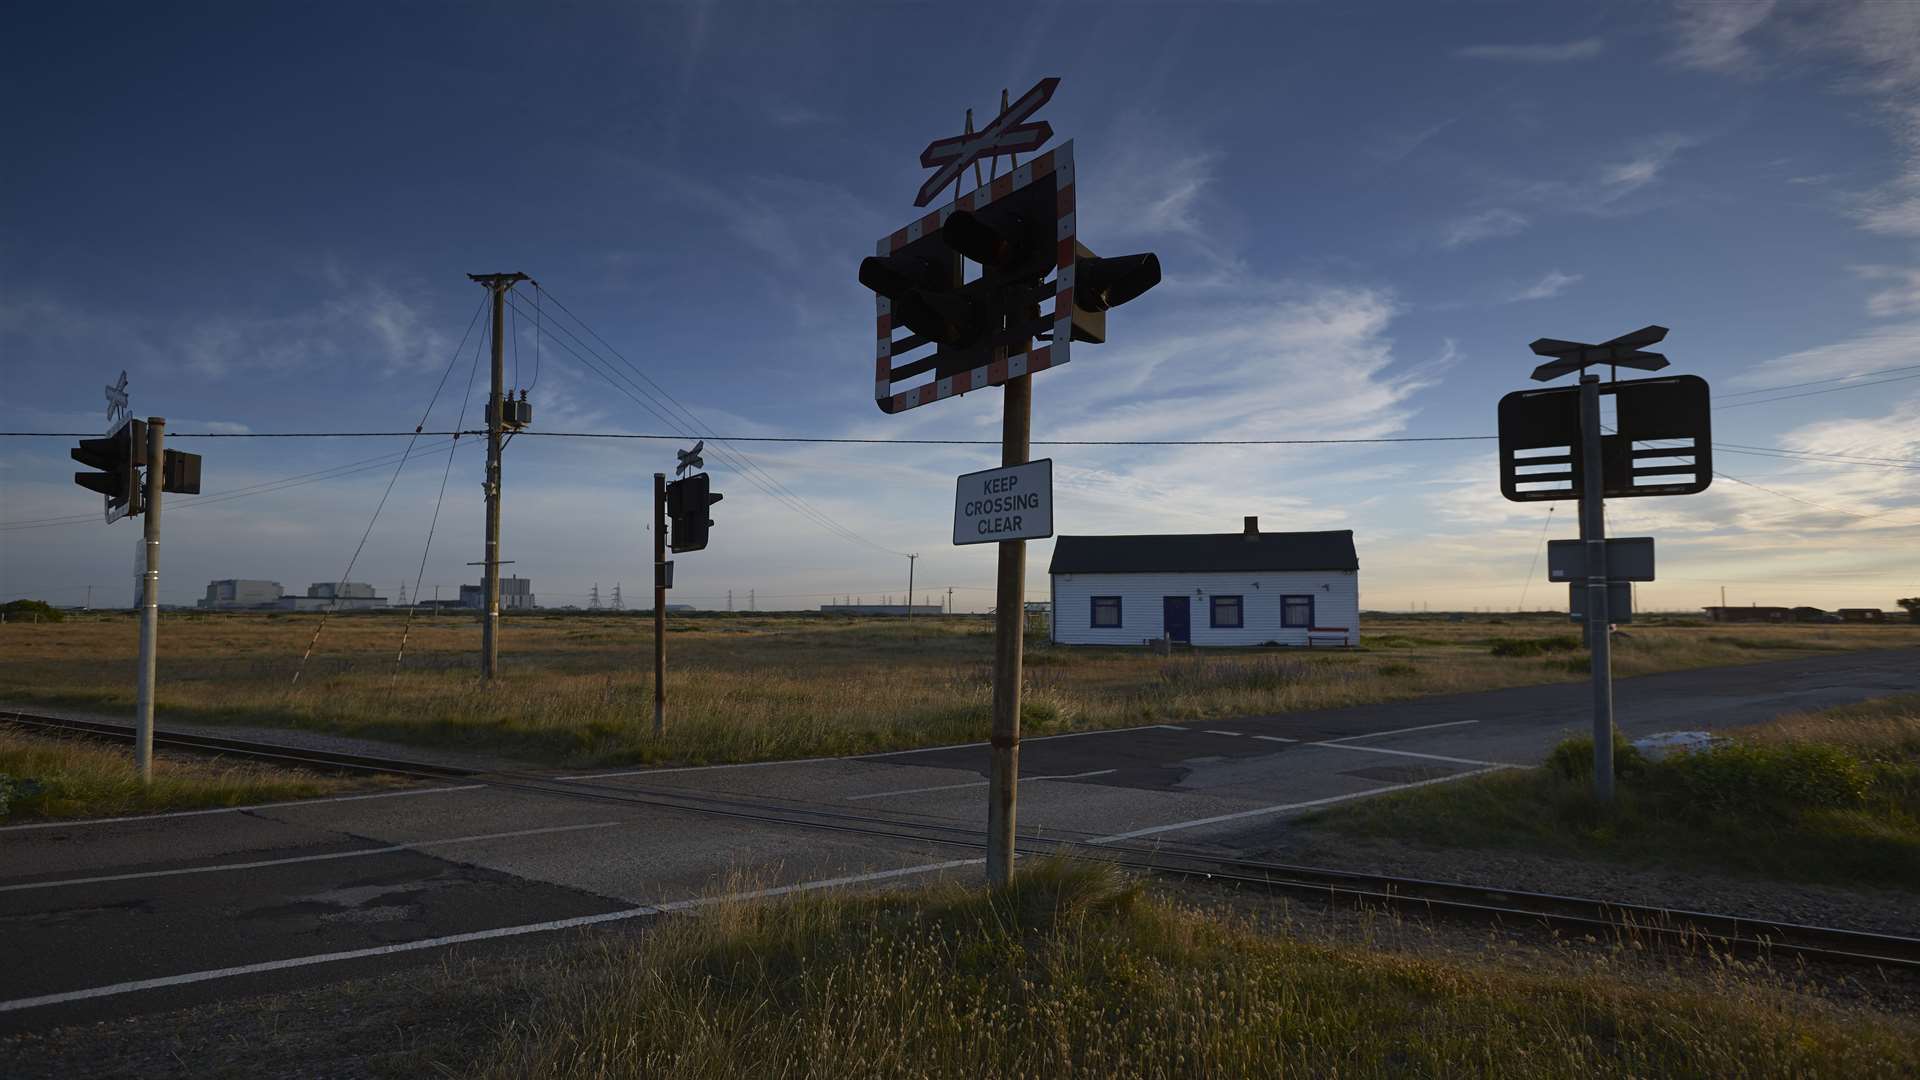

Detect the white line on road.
xmin=0 ymin=821 xmax=625 ymax=894
xmin=0 ymin=785 xmax=489 ymax=833
xmin=1318 ymin=719 xmax=1479 ymax=743
xmin=1088 ymin=766 xmax=1512 ymax=844
xmin=1251 ymin=735 xmax=1298 ymax=743
xmin=0 ymin=857 xmax=979 ymax=1014
xmin=562 ymin=723 xmax=1186 ymax=780
xmin=846 ymin=768 xmax=1118 ymax=801
xmin=1205 ymin=730 xmax=1244 ymax=737
xmin=1304 ymin=742 xmax=1506 ymax=767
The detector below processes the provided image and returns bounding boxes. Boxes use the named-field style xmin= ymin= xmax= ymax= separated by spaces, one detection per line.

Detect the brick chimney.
xmin=1243 ymin=515 xmax=1259 ymax=541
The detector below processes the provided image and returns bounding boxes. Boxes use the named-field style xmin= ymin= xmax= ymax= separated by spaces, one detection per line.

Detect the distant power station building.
xmin=460 ymin=576 xmax=535 ymax=611
xmin=197 ymin=580 xmax=387 ymax=611
xmin=820 ymin=603 xmax=944 ymax=616
xmin=278 ymin=582 xmax=385 ymax=611
xmin=200 ymin=580 xmax=285 ymax=609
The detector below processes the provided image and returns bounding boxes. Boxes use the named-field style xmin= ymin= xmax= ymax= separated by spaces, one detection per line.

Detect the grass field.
xmin=467 ymin=860 xmax=1919 ymax=1079
xmin=1305 ymin=694 xmax=1920 ymax=890
xmin=2 ymin=610 xmax=1914 ymax=767
xmin=0 ymin=730 xmax=366 ymax=822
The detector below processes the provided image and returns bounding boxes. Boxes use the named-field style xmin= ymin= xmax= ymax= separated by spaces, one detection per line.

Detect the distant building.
xmin=820 ymin=604 xmax=944 ymax=616
xmin=1839 ymin=608 xmax=1887 ymax=623
xmin=1049 ymin=518 xmax=1359 ymax=647
xmin=276 ymin=582 xmax=386 ymax=611
xmin=1701 ymin=605 xmax=1843 ymax=624
xmin=199 ymin=580 xmax=285 ymax=610
xmin=460 ymin=576 xmax=535 ymax=611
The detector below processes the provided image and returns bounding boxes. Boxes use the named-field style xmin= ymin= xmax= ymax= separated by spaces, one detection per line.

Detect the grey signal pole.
xmin=134 ymin=417 xmax=164 ymax=784
xmin=987 ymin=374 xmax=1031 ymax=886
xmin=1578 ymin=374 xmax=1615 ymax=801
xmin=906 ymin=553 xmax=918 ymax=620
xmin=653 ymin=471 xmax=667 ymax=736
xmin=469 ymin=272 xmax=527 ymax=681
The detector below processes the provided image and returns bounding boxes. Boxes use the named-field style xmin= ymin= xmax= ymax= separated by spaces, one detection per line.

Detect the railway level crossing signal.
xmin=1498 ymin=326 xmax=1712 ymax=803
xmin=858 ymin=79 xmax=1165 ymax=887
xmin=652 ymin=448 xmax=724 ymax=738
xmin=67 ymin=372 xmax=206 ymax=786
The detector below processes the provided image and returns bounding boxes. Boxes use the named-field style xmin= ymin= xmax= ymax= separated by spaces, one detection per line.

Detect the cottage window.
xmin=1282 ymin=595 xmax=1314 ymax=628
xmin=1090 ymin=596 xmax=1122 ymax=628
xmin=1210 ymin=594 xmax=1243 ymax=628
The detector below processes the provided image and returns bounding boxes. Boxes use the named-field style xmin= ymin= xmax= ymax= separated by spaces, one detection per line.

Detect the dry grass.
xmin=467 ymin=859 xmax=1920 ymax=1079
xmin=2 ymin=610 xmax=1914 ymax=767
xmin=0 ymin=730 xmax=366 ymax=822
xmin=1306 ymin=694 xmax=1920 ymax=889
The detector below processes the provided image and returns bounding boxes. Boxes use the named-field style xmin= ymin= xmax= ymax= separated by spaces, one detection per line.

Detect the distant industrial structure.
xmin=1702 ymin=605 xmax=1889 ymax=624
xmin=460 ymin=575 xmax=535 ymax=611
xmin=198 ymin=580 xmax=387 ymax=611
xmin=819 ymin=603 xmax=944 ymax=616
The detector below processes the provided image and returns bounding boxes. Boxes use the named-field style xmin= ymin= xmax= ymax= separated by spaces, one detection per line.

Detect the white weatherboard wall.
xmin=1051 ymin=571 xmax=1359 ymax=647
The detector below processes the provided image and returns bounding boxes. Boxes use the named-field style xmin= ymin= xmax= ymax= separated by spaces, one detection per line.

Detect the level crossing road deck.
xmin=2 ymin=647 xmax=1914 ymax=1037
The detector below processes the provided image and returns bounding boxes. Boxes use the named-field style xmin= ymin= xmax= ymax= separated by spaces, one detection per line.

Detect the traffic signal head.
xmin=1064 ymin=245 xmax=1162 ymax=345
xmin=666 ymin=472 xmax=723 ymax=553
xmin=865 ymin=141 xmax=1163 ymax=415
xmin=72 ymin=419 xmax=146 ymax=521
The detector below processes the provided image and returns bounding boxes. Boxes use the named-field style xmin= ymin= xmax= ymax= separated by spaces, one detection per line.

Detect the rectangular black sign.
xmin=1498 ymin=375 xmax=1712 ymax=502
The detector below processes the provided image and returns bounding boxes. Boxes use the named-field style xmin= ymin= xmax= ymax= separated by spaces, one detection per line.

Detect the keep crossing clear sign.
xmin=953 ymin=459 xmax=1053 ymax=545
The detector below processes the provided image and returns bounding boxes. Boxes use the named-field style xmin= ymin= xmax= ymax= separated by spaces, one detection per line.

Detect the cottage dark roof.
xmin=1048 ymin=530 xmax=1357 ymax=575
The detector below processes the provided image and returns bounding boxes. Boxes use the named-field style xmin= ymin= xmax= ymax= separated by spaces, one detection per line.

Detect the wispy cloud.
xmin=1736 ymin=320 xmax=1920 ymax=387
xmin=1668 ymin=0 xmax=1776 ymax=73
xmin=1508 ymin=270 xmax=1582 ymax=302
xmin=1084 ymin=112 xmax=1239 ymax=273
xmin=1455 ymin=38 xmax=1604 ymax=63
xmin=1442 ymin=207 xmax=1528 ymax=248
xmin=1855 ymin=265 xmax=1920 ymax=316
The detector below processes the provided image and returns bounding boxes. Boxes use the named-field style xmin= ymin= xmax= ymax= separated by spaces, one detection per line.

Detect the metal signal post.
xmin=134 ymin=418 xmax=165 ymax=783
xmin=654 ymin=471 xmax=667 ymax=736
xmin=1576 ymin=375 xmax=1615 ymax=801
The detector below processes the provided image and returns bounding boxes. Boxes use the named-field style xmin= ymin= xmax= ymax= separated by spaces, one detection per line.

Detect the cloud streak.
xmin=1455 ymin=38 xmax=1604 ymax=63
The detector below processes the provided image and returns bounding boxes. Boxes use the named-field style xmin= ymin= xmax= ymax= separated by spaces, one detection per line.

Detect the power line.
xmin=1717 ymin=370 xmax=1920 ymax=410
xmin=1714 ymin=361 xmax=1920 ymax=402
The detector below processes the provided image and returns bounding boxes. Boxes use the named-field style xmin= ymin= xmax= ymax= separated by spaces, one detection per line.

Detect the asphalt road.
xmin=3 ymin=646 xmax=1915 ymax=1037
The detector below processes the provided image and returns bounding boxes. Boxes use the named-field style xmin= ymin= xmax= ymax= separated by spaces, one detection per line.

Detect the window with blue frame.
xmin=1091 ymin=596 xmax=1122 ymax=628
xmin=1210 ymin=594 xmax=1243 ymax=628
xmin=1281 ymin=595 xmax=1314 ymax=628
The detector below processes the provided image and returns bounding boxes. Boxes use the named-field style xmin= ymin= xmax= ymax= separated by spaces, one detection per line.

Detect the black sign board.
xmin=1498 ymin=374 xmax=1712 ymax=502
xmin=1547 ymin=537 xmax=1655 ymax=583
xmin=1569 ymin=582 xmax=1634 ymax=625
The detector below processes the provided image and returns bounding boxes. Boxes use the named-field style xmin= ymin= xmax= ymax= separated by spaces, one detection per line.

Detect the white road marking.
xmin=0 ymin=821 xmax=625 ymax=894
xmin=0 ymin=784 xmax=488 ymax=833
xmin=1252 ymin=735 xmax=1298 ymax=743
xmin=0 ymin=856 xmax=978 ymax=1014
xmin=1088 ymin=766 xmax=1512 ymax=844
xmin=1305 ymin=742 xmax=1506 ymax=767
xmin=1319 ymin=719 xmax=1479 ymax=743
xmin=1205 ymin=730 xmax=1243 ymax=737
xmin=846 ymin=768 xmax=1118 ymax=801
xmin=564 ymin=723 xmax=1185 ymax=780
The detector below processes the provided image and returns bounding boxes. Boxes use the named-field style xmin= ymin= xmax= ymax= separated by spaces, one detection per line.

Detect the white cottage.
xmin=1048 ymin=518 xmax=1358 ymax=647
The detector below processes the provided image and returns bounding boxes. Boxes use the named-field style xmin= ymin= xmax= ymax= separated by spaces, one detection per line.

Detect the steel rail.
xmin=6 ymin=709 xmax=1916 ymax=971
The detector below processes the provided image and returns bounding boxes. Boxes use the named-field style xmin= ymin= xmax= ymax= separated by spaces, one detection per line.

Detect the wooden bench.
xmin=1307 ymin=626 xmax=1352 ymax=648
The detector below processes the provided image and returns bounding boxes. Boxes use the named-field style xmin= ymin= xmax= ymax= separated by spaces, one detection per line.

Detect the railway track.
xmin=7 ymin=707 xmax=1918 ymax=972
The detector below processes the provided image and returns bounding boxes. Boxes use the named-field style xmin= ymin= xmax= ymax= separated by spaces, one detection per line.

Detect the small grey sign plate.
xmin=953 ymin=458 xmax=1053 ymax=545
xmin=1548 ymin=537 xmax=1655 ymax=583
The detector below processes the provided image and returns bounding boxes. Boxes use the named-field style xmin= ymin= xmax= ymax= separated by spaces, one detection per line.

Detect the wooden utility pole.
xmin=653 ymin=471 xmax=667 ymax=735
xmin=986 ymin=375 xmax=1031 ymax=886
xmin=468 ymin=272 xmax=527 ymax=681
xmin=906 ymin=553 xmax=918 ymax=619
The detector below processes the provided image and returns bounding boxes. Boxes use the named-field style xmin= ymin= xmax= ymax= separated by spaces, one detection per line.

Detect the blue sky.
xmin=3 ymin=1 xmax=1917 ymax=613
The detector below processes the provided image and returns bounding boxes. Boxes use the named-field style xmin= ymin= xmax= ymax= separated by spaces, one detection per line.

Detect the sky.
xmin=3 ymin=0 xmax=1918 ymax=615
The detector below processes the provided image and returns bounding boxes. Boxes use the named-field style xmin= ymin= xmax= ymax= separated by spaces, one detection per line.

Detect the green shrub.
xmin=0 ymin=599 xmax=63 ymax=622
xmin=1488 ymin=634 xmax=1580 ymax=658
xmin=1544 ymin=735 xmax=1645 ymax=781
xmin=1648 ymin=742 xmax=1872 ymax=818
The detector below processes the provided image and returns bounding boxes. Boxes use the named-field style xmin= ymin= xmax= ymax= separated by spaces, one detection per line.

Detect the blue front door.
xmin=1163 ymin=596 xmax=1191 ymax=643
